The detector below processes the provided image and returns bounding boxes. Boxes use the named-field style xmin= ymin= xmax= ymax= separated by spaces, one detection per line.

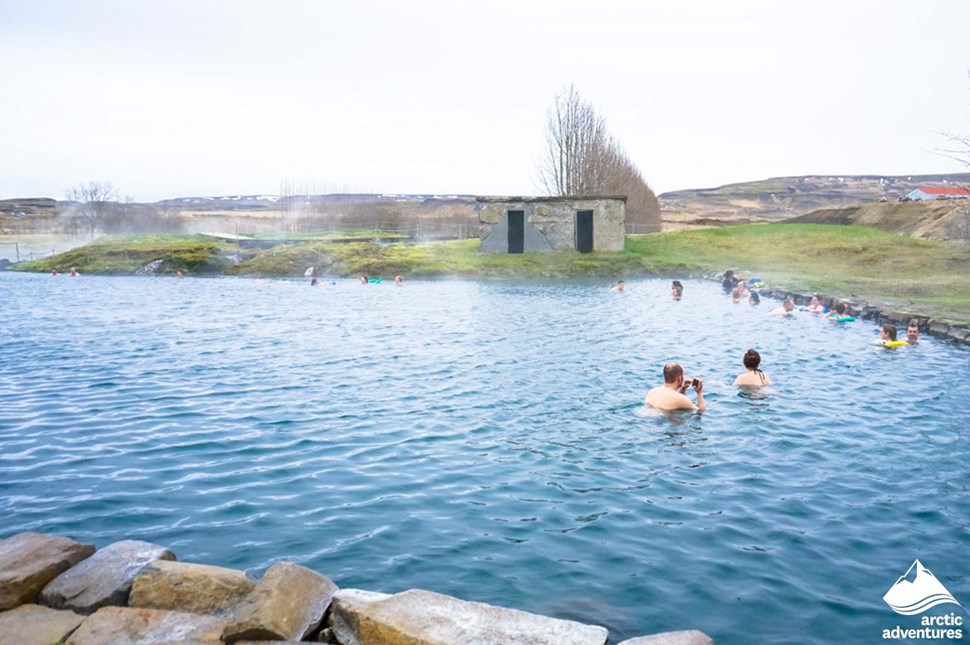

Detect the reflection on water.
xmin=0 ymin=272 xmax=968 ymax=644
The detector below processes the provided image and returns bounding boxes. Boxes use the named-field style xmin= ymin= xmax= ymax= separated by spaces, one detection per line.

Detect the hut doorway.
xmin=576 ymin=210 xmax=594 ymax=253
xmin=508 ymin=210 xmax=525 ymax=254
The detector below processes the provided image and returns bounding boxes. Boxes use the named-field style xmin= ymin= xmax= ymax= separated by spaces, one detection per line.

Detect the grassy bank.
xmin=628 ymin=224 xmax=970 ymax=320
xmin=12 ymin=234 xmax=234 ymax=274
xmin=12 ymin=224 xmax=970 ymax=321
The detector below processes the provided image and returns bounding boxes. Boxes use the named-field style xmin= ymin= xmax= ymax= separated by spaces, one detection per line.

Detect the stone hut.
xmin=477 ymin=196 xmax=626 ymax=253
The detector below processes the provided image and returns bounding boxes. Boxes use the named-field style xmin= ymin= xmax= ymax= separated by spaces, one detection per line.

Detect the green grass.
xmin=626 ymin=223 xmax=970 ymax=319
xmin=13 ymin=234 xmax=234 ymax=275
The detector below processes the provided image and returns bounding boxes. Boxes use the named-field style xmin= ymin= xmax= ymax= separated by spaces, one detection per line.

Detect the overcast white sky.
xmin=2 ymin=0 xmax=970 ymax=202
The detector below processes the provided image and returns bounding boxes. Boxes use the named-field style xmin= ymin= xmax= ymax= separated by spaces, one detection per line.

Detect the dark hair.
xmin=883 ymin=323 xmax=897 ymax=341
xmin=834 ymin=302 xmax=847 ymax=315
xmin=663 ymin=363 xmax=684 ymax=384
xmin=743 ymin=349 xmax=761 ymax=370
xmin=749 ymin=292 xmax=760 ymax=304
xmin=907 ymin=319 xmax=919 ymax=329
xmin=672 ymin=280 xmax=683 ymax=290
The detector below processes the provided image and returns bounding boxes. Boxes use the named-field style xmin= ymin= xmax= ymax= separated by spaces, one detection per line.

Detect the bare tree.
xmin=65 ymin=181 xmax=119 ymax=237
xmin=936 ymin=70 xmax=970 ymax=167
xmin=538 ymin=85 xmax=661 ymax=231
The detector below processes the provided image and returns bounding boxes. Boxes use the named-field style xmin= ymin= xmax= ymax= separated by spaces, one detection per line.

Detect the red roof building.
xmin=906 ymin=186 xmax=970 ymax=200
xmin=906 ymin=186 xmax=970 ymax=201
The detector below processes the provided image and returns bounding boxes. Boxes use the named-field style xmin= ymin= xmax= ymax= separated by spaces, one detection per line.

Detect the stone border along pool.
xmin=0 ymin=531 xmax=714 ymax=645
xmin=702 ymin=272 xmax=970 ymax=345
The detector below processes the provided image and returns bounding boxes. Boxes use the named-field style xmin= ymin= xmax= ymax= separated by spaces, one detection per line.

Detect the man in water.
xmin=645 ymin=363 xmax=706 ymax=411
xmin=906 ymin=319 xmax=920 ymax=344
xmin=771 ymin=298 xmax=795 ymax=316
xmin=611 ymin=280 xmax=625 ymax=292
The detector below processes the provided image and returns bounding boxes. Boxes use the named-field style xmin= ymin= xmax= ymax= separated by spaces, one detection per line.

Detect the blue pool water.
xmin=1 ymin=271 xmax=968 ymax=643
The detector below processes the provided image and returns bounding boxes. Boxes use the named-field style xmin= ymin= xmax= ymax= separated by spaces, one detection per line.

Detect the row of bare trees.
xmin=538 ymin=85 xmax=661 ymax=231
xmin=63 ymin=181 xmax=183 ymax=237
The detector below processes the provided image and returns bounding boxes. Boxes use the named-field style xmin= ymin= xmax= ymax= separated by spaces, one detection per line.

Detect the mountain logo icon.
xmin=883 ymin=559 xmax=962 ymax=615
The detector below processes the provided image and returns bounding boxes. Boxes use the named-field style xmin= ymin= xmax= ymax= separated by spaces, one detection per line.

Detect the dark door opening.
xmin=576 ymin=210 xmax=594 ymax=253
xmin=508 ymin=210 xmax=525 ymax=254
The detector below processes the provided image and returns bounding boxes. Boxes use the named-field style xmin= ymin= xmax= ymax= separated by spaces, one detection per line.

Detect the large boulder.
xmin=40 ymin=539 xmax=175 ymax=613
xmin=65 ymin=606 xmax=226 ymax=644
xmin=0 ymin=532 xmax=96 ymax=610
xmin=223 ymin=562 xmax=338 ymax=642
xmin=617 ymin=630 xmax=714 ymax=645
xmin=128 ymin=560 xmax=255 ymax=615
xmin=0 ymin=603 xmax=86 ymax=645
xmin=330 ymin=588 xmax=608 ymax=645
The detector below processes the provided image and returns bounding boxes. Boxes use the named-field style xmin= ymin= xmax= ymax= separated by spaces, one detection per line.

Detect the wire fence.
xmin=0 ymin=244 xmax=68 ymax=263
xmin=624 ymin=222 xmax=662 ymax=235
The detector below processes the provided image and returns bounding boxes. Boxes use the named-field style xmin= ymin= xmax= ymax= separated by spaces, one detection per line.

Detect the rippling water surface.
xmin=1 ymin=272 xmax=968 ymax=643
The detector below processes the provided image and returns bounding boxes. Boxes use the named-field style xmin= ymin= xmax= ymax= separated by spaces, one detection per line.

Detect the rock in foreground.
xmin=65 ymin=606 xmax=226 ymax=644
xmin=0 ymin=532 xmax=95 ymax=610
xmin=128 ymin=560 xmax=255 ymax=614
xmin=617 ymin=630 xmax=714 ymax=645
xmin=223 ymin=561 xmax=338 ymax=642
xmin=0 ymin=603 xmax=86 ymax=645
xmin=331 ymin=587 xmax=608 ymax=645
xmin=40 ymin=539 xmax=176 ymax=613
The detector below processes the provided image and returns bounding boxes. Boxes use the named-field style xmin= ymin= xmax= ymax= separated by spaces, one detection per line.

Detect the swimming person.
xmin=880 ymin=323 xmax=898 ymax=346
xmin=645 ymin=363 xmax=706 ymax=411
xmin=611 ymin=280 xmax=625 ymax=292
xmin=395 ymin=275 xmax=404 ymax=286
xmin=734 ymin=348 xmax=772 ymax=386
xmin=906 ymin=319 xmax=920 ymax=344
xmin=51 ymin=268 xmax=59 ymax=276
xmin=671 ymin=280 xmax=683 ymax=300
xmin=722 ymin=270 xmax=739 ymax=293
xmin=731 ymin=281 xmax=749 ymax=303
xmin=806 ymin=295 xmax=826 ymax=313
xmin=358 ymin=273 xmax=368 ymax=284
xmin=68 ymin=267 xmax=79 ymax=277
xmin=826 ymin=302 xmax=854 ymax=321
xmin=771 ymin=298 xmax=795 ymax=316
xmin=748 ymin=292 xmax=760 ymax=305
xmin=310 ymin=277 xmax=319 ymax=286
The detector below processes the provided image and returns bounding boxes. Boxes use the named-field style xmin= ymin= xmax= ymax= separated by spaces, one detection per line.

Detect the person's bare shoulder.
xmin=646 ymin=387 xmax=694 ymax=411
xmin=644 ymin=386 xmax=664 ymax=408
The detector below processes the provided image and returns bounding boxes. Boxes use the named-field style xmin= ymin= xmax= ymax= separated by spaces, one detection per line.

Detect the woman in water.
xmin=806 ymin=295 xmax=826 ymax=313
xmin=734 ymin=348 xmax=772 ymax=386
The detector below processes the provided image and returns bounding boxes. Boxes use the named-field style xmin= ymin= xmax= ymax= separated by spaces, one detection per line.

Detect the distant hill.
xmin=0 ymin=197 xmax=58 ymax=217
xmin=784 ymin=200 xmax=970 ymax=242
xmin=659 ymin=173 xmax=970 ymax=220
xmin=153 ymin=193 xmax=479 ymax=212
